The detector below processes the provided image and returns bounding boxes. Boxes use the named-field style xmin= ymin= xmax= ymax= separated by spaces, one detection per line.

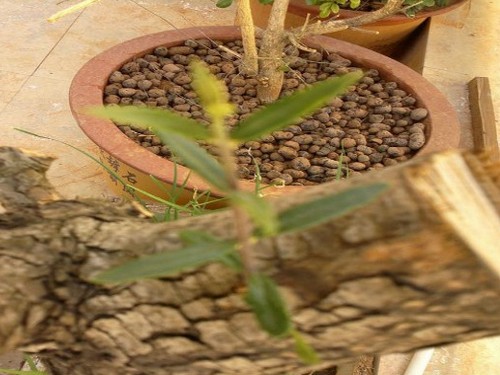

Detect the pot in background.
xmin=69 ymin=26 xmax=460 ymax=204
xmin=250 ymin=0 xmax=469 ymax=56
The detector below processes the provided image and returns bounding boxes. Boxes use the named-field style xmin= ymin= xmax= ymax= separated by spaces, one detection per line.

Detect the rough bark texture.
xmin=236 ymin=0 xmax=259 ymax=75
xmin=256 ymin=0 xmax=289 ymax=103
xmin=1 ymin=147 xmax=500 ymax=375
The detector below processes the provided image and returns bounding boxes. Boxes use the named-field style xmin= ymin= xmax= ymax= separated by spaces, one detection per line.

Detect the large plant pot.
xmin=69 ymin=26 xmax=460 ymax=203
xmin=250 ymin=0 xmax=469 ymax=56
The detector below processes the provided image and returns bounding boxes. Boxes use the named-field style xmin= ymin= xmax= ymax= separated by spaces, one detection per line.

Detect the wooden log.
xmin=1 ymin=147 xmax=499 ymax=375
xmin=468 ymin=77 xmax=499 ymax=160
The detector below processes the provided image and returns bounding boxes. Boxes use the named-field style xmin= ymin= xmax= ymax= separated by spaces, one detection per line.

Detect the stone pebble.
xmin=104 ymin=38 xmax=428 ymax=185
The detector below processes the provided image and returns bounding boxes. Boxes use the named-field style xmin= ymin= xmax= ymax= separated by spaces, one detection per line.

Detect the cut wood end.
xmin=408 ymin=151 xmax=500 ymax=278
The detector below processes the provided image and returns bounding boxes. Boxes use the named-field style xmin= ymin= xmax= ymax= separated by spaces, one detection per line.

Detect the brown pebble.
xmin=148 ymin=88 xmax=166 ymax=98
xmin=270 ymin=152 xmax=285 ymax=162
xmin=387 ymin=147 xmax=410 ymax=157
xmin=278 ymin=146 xmax=298 ymax=159
xmin=104 ymin=83 xmax=121 ymax=95
xmin=357 ymin=154 xmax=370 ymax=163
xmin=307 ymin=166 xmax=324 ymax=175
xmin=273 ymin=131 xmax=294 ymax=140
xmin=121 ymin=62 xmax=140 ymax=74
xmin=383 ymin=158 xmax=399 ymax=166
xmin=266 ymin=170 xmax=281 ymax=180
xmin=133 ymin=90 xmax=148 ymax=100
xmin=168 ymin=46 xmax=195 ymax=55
xmin=290 ymin=157 xmax=311 ymax=171
xmin=349 ymin=162 xmax=367 ymax=171
xmin=410 ymin=108 xmax=428 ymax=121
xmin=409 ymin=132 xmax=426 ymax=150
xmin=118 ymin=88 xmax=136 ymax=97
xmin=104 ymin=95 xmax=120 ymax=104
xmin=109 ymin=71 xmax=125 ymax=83
xmin=341 ymin=138 xmax=356 ymax=149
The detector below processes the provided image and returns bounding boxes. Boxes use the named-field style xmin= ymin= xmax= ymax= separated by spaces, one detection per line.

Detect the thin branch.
xmin=290 ymin=0 xmax=404 ymax=39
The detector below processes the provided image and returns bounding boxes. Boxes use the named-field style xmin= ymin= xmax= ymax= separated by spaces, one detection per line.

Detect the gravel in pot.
xmin=103 ymin=38 xmax=428 ymax=186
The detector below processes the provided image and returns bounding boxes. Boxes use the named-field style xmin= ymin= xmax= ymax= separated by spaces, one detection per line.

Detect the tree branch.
xmin=1 ymin=146 xmax=500 ymax=375
xmin=289 ymin=0 xmax=404 ymax=40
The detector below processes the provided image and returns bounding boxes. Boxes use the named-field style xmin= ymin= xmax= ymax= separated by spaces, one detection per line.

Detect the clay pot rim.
xmin=69 ymin=25 xmax=460 ymax=197
xmin=287 ymin=0 xmax=469 ymax=26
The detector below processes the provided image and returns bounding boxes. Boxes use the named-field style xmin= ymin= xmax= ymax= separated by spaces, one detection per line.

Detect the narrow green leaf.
xmin=216 ymin=0 xmax=233 ymax=7
xmin=14 ymin=128 xmax=137 ymax=198
xmin=278 ymin=183 xmax=389 ymax=234
xmin=47 ymin=0 xmax=100 ymax=22
xmin=230 ymin=71 xmax=362 ymax=141
xmin=92 ymin=238 xmax=235 ymax=284
xmin=0 ymin=370 xmax=46 ymax=375
xmin=190 ymin=60 xmax=234 ymax=119
xmin=291 ymin=330 xmax=320 ymax=365
xmin=219 ymin=253 xmax=243 ymax=271
xmin=245 ymin=273 xmax=292 ymax=336
xmin=179 ymin=230 xmax=222 ymax=245
xmin=22 ymin=355 xmax=39 ymax=372
xmin=88 ymin=106 xmax=211 ymax=140
xmin=230 ymin=191 xmax=278 ymax=236
xmin=154 ymin=131 xmax=230 ymax=192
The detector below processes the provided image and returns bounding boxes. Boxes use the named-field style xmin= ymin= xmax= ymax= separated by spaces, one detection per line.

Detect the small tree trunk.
xmin=256 ymin=0 xmax=289 ymax=103
xmin=236 ymin=0 xmax=259 ymax=75
xmin=252 ymin=0 xmax=404 ymax=103
xmin=1 ymin=147 xmax=500 ymax=375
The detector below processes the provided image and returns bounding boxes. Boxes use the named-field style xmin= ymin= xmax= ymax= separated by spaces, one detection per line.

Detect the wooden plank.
xmin=468 ymin=77 xmax=499 ymax=160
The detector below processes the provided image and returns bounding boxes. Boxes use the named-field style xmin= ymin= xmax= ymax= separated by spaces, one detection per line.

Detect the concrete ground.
xmin=0 ymin=0 xmax=499 ymax=374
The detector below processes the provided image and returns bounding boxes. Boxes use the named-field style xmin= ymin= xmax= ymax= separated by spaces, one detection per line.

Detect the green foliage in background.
xmin=304 ymin=0 xmax=449 ymax=17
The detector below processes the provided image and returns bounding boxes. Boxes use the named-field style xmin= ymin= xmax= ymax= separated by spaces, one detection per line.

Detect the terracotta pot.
xmin=250 ymin=0 xmax=469 ymax=56
xmin=69 ymin=26 xmax=460 ymax=204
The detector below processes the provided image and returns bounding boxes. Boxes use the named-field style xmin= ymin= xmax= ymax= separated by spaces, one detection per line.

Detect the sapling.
xmin=90 ymin=60 xmax=388 ymax=363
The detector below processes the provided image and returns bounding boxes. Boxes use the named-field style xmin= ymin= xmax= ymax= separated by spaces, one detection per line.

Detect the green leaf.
xmin=23 ymin=355 xmax=39 ymax=372
xmin=92 ymin=237 xmax=236 ymax=284
xmin=190 ymin=60 xmax=234 ymax=120
xmin=350 ymin=0 xmax=361 ymax=9
xmin=230 ymin=71 xmax=362 ymax=141
xmin=259 ymin=0 xmax=274 ymax=4
xmin=216 ymin=0 xmax=233 ymax=7
xmin=88 ymin=106 xmax=211 ymax=140
xmin=278 ymin=183 xmax=389 ymax=234
xmin=230 ymin=191 xmax=278 ymax=236
xmin=245 ymin=273 xmax=292 ymax=336
xmin=329 ymin=2 xmax=340 ymax=13
xmin=219 ymin=253 xmax=243 ymax=271
xmin=319 ymin=2 xmax=332 ymax=17
xmin=154 ymin=131 xmax=230 ymax=192
xmin=291 ymin=330 xmax=320 ymax=365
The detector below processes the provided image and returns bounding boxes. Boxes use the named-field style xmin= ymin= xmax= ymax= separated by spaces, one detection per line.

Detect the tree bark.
xmin=236 ymin=0 xmax=259 ymax=76
xmin=1 ymin=147 xmax=500 ymax=375
xmin=256 ymin=0 xmax=289 ymax=103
